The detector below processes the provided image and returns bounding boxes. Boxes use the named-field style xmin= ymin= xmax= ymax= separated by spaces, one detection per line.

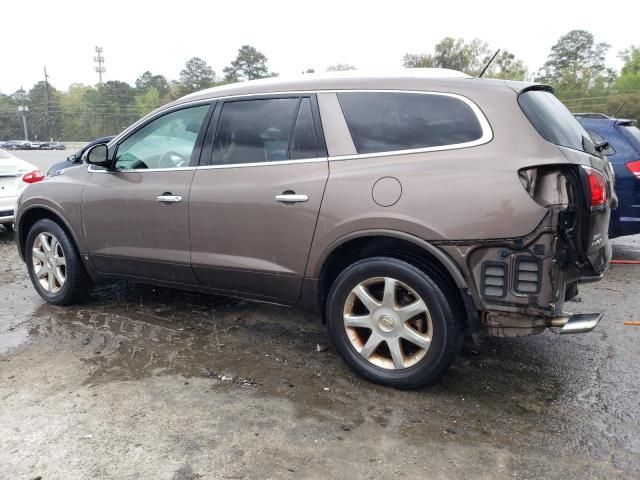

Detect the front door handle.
xmin=156 ymin=194 xmax=183 ymax=203
xmin=275 ymin=193 xmax=309 ymax=203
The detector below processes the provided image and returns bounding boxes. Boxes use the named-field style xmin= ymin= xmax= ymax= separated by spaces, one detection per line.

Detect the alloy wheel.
xmin=32 ymin=232 xmax=66 ymax=294
xmin=343 ymin=276 xmax=433 ymax=370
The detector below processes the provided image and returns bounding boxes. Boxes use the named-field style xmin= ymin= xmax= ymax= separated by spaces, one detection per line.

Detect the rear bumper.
xmin=0 ymin=195 xmax=17 ymax=223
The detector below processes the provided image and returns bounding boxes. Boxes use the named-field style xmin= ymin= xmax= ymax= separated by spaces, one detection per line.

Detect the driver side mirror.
xmin=85 ymin=144 xmax=110 ymax=167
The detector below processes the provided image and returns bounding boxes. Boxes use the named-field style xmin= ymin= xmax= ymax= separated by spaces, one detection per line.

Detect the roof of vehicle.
xmin=172 ymin=69 xmax=542 ymax=107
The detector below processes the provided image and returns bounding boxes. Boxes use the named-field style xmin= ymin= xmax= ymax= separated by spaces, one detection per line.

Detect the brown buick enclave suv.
xmin=14 ymin=70 xmax=614 ymax=388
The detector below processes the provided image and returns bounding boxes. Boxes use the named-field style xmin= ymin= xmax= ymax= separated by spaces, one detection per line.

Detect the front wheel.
xmin=25 ymin=218 xmax=90 ymax=305
xmin=326 ymin=257 xmax=463 ymax=389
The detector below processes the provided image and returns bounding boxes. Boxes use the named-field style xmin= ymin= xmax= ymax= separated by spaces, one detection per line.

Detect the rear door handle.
xmin=275 ymin=193 xmax=309 ymax=203
xmin=156 ymin=194 xmax=183 ymax=203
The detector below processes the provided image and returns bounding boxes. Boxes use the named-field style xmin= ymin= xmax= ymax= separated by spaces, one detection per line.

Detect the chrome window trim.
xmin=105 ymin=88 xmax=493 ymax=168
xmin=87 ymin=157 xmax=327 ymax=173
xmin=195 ymin=157 xmax=328 ymax=170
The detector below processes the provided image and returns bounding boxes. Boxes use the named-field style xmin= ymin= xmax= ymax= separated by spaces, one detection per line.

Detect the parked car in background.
xmin=576 ymin=113 xmax=640 ymax=238
xmin=40 ymin=141 xmax=66 ymax=150
xmin=15 ymin=71 xmax=613 ymax=388
xmin=47 ymin=136 xmax=114 ymax=175
xmin=1 ymin=140 xmax=31 ymax=150
xmin=0 ymin=149 xmax=44 ymax=229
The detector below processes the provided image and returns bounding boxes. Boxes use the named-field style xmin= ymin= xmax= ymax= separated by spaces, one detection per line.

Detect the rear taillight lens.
xmin=627 ymin=160 xmax=640 ymax=180
xmin=22 ymin=170 xmax=44 ymax=184
xmin=583 ymin=166 xmax=608 ymax=207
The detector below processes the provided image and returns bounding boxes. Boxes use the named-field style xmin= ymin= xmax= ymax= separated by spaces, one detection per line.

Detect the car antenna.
xmin=612 ymin=102 xmax=626 ymax=118
xmin=478 ymin=49 xmax=500 ymax=78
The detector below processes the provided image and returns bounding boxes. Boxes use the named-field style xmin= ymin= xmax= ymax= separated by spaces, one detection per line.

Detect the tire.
xmin=25 ymin=218 xmax=90 ymax=305
xmin=326 ymin=257 xmax=463 ymax=389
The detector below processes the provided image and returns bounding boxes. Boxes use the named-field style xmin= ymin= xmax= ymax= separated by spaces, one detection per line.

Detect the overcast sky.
xmin=1 ymin=0 xmax=637 ymax=93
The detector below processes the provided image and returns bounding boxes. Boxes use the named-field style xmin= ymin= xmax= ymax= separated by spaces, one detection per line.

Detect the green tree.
xmin=57 ymin=83 xmax=94 ymax=140
xmin=612 ymin=46 xmax=640 ymax=93
xmin=403 ymin=37 xmax=525 ymax=78
xmin=135 ymin=71 xmax=170 ymax=98
xmin=0 ymin=93 xmax=21 ymax=139
xmin=179 ymin=57 xmax=216 ymax=95
xmin=486 ymin=50 xmax=527 ymax=80
xmin=536 ymin=30 xmax=612 ymax=99
xmin=84 ymin=80 xmax=136 ymax=137
xmin=223 ymin=45 xmax=275 ymax=82
xmin=27 ymin=81 xmax=62 ymax=141
xmin=326 ymin=63 xmax=356 ymax=72
xmin=135 ymin=87 xmax=161 ymax=117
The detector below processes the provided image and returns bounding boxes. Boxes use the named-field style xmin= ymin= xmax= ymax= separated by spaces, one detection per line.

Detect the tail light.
xmin=627 ymin=160 xmax=640 ymax=180
xmin=583 ymin=166 xmax=608 ymax=207
xmin=22 ymin=170 xmax=45 ymax=184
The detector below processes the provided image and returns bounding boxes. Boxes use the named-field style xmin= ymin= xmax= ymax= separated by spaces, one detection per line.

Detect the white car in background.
xmin=0 ymin=149 xmax=44 ymax=230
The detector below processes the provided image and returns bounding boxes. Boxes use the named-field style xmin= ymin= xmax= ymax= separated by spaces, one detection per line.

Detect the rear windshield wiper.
xmin=594 ymin=140 xmax=610 ymax=153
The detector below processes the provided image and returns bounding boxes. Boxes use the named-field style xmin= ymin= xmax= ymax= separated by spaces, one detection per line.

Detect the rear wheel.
xmin=326 ymin=257 xmax=463 ymax=389
xmin=25 ymin=219 xmax=90 ymax=305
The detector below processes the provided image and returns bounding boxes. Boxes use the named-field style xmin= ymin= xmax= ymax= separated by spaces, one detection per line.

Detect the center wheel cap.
xmin=378 ymin=314 xmax=395 ymax=332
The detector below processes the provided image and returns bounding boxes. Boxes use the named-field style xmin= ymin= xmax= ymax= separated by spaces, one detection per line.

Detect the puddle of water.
xmin=0 ymin=325 xmax=30 ymax=354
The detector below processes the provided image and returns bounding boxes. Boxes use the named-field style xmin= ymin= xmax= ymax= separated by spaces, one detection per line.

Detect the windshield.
xmin=519 ymin=90 xmax=597 ymax=155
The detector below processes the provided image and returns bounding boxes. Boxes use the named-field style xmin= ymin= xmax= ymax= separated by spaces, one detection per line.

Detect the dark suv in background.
xmin=576 ymin=113 xmax=640 ymax=238
xmin=15 ymin=72 xmax=613 ymax=388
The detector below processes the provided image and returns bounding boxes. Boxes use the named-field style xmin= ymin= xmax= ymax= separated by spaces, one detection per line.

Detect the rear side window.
xmin=337 ymin=92 xmax=484 ymax=155
xmin=213 ymin=98 xmax=299 ymax=165
xmin=519 ymin=90 xmax=594 ymax=154
xmin=290 ymin=98 xmax=317 ymax=160
xmin=212 ymin=97 xmax=321 ymax=165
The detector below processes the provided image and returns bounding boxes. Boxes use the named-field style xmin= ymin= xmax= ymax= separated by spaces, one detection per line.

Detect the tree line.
xmin=0 ymin=32 xmax=638 ymax=142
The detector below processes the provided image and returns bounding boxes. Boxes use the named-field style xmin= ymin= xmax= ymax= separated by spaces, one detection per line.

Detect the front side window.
xmin=115 ymin=105 xmax=209 ymax=170
xmin=213 ymin=98 xmax=301 ymax=165
xmin=337 ymin=92 xmax=484 ymax=155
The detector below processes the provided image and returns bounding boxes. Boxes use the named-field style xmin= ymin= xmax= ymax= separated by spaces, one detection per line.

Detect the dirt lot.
xmin=1 ymin=226 xmax=639 ymax=479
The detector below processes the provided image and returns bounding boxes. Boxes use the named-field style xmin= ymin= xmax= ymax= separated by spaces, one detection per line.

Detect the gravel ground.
xmin=0 ymin=225 xmax=639 ymax=479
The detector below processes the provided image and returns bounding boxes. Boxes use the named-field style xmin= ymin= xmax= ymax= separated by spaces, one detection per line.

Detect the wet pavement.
xmin=1 ymin=225 xmax=639 ymax=479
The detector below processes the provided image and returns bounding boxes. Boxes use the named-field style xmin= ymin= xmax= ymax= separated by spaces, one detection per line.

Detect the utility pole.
xmin=44 ymin=66 xmax=53 ymax=141
xmin=94 ymin=46 xmax=105 ymax=84
xmin=16 ymin=87 xmax=28 ymax=141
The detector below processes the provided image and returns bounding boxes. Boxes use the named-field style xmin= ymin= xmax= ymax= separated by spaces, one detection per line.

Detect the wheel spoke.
xmin=32 ymin=249 xmax=46 ymax=262
xmin=344 ymin=313 xmax=373 ymax=329
xmin=36 ymin=266 xmax=48 ymax=279
xmin=47 ymin=271 xmax=55 ymax=291
xmin=387 ymin=338 xmax=406 ymax=369
xmin=39 ymin=234 xmax=51 ymax=253
xmin=382 ymin=277 xmax=397 ymax=308
xmin=396 ymin=299 xmax=428 ymax=322
xmin=50 ymin=237 xmax=59 ymax=256
xmin=354 ymin=285 xmax=381 ymax=313
xmin=400 ymin=325 xmax=431 ymax=350
xmin=53 ymin=255 xmax=65 ymax=267
xmin=54 ymin=267 xmax=65 ymax=286
xmin=359 ymin=333 xmax=382 ymax=359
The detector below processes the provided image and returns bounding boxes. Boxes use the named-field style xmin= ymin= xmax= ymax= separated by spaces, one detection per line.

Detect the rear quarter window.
xmin=337 ymin=92 xmax=486 ymax=155
xmin=518 ymin=90 xmax=595 ymax=154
